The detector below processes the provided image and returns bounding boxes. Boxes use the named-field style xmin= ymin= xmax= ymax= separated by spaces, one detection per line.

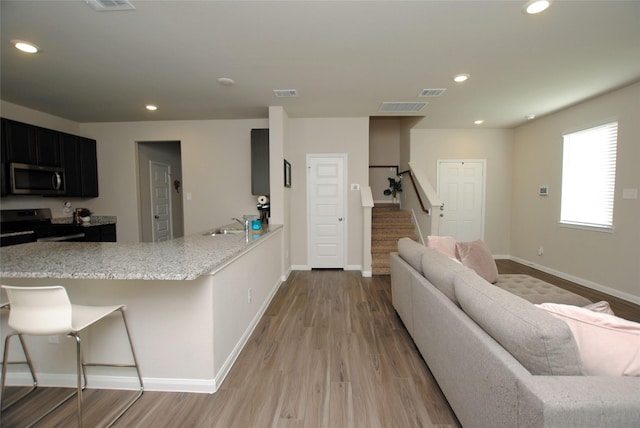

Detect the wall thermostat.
xmin=539 ymin=186 xmax=549 ymax=196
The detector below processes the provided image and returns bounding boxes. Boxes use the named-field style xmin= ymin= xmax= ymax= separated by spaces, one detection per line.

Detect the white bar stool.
xmin=1 ymin=285 xmax=144 ymax=427
xmin=0 ymin=301 xmax=38 ymax=410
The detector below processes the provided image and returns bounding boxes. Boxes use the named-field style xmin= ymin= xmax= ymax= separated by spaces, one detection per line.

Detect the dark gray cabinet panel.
xmin=1 ymin=118 xmax=99 ymax=198
xmin=83 ymin=223 xmax=116 ymax=242
xmin=251 ymin=128 xmax=270 ymax=196
xmin=61 ymin=134 xmax=98 ymax=197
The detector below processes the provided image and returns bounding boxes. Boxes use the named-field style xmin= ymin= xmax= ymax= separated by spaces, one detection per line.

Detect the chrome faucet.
xmin=233 ymin=217 xmax=249 ymax=231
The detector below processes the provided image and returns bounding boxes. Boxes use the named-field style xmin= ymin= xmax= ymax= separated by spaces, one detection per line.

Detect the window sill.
xmin=559 ymin=222 xmax=614 ymax=233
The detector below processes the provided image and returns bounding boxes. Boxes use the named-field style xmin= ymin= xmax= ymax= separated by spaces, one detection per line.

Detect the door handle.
xmin=338 ymin=218 xmax=343 ymax=221
xmin=154 ymin=215 xmax=160 ymax=219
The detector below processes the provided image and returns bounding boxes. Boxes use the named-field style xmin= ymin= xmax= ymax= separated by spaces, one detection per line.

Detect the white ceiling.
xmin=2 ymin=1 xmax=639 ymax=129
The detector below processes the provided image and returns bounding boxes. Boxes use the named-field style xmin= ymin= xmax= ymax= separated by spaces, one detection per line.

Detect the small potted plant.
xmin=384 ymin=177 xmax=402 ymax=203
xmin=76 ymin=208 xmax=92 ymax=224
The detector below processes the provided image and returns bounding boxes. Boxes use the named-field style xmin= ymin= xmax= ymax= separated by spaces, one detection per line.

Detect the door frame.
xmin=306 ymin=153 xmax=348 ymax=269
xmin=150 ymin=160 xmax=174 ymax=242
xmin=436 ymin=159 xmax=487 ymax=241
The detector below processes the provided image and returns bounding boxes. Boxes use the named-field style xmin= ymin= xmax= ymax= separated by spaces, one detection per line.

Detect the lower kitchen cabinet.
xmin=83 ymin=224 xmax=117 ymax=242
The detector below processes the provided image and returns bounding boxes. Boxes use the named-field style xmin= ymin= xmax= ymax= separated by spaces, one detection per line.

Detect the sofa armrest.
xmin=518 ymin=376 xmax=640 ymax=427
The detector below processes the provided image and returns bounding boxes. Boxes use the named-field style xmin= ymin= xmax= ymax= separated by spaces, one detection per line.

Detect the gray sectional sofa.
xmin=390 ymin=238 xmax=640 ymax=428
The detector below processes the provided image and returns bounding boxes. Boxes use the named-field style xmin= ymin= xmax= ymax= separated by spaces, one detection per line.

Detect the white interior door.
xmin=150 ymin=161 xmax=173 ymax=242
xmin=307 ymin=154 xmax=346 ymax=268
xmin=437 ymin=160 xmax=485 ymax=242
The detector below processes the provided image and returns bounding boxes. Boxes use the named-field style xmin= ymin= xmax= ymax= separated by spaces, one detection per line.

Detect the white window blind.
xmin=560 ymin=122 xmax=618 ymax=230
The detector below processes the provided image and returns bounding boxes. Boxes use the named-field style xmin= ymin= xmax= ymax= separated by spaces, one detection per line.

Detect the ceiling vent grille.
xmin=419 ymin=88 xmax=447 ymax=97
xmin=273 ymin=89 xmax=298 ymax=98
xmin=379 ymin=102 xmax=427 ymax=113
xmin=86 ymin=0 xmax=136 ymax=12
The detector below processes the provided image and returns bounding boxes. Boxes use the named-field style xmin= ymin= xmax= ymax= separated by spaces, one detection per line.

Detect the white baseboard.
xmin=509 ymin=255 xmax=640 ymax=306
xmin=3 ymin=372 xmax=216 ymax=394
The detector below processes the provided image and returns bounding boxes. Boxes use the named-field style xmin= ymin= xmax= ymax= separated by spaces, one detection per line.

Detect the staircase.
xmin=372 ymin=203 xmax=419 ymax=275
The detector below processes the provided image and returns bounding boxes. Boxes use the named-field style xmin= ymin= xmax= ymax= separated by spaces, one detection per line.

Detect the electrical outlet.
xmin=537 ymin=246 xmax=544 ymax=256
xmin=247 ymin=288 xmax=253 ymax=303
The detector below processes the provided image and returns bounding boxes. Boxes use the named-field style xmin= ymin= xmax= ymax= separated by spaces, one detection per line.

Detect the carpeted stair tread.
xmin=371 ymin=204 xmax=417 ymax=275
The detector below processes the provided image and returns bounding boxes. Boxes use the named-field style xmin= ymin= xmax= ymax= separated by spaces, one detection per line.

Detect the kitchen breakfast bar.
xmin=0 ymin=224 xmax=284 ymax=393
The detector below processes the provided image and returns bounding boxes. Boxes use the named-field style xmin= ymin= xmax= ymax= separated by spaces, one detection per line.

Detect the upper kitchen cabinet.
xmin=60 ymin=133 xmax=99 ymax=197
xmin=251 ymin=128 xmax=270 ymax=196
xmin=1 ymin=118 xmax=99 ymax=197
xmin=2 ymin=118 xmax=60 ymax=166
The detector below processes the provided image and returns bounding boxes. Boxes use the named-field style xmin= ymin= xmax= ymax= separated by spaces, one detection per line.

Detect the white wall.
xmin=512 ymin=82 xmax=640 ymax=302
xmin=369 ymin=118 xmax=401 ymax=203
xmin=408 ymin=128 xmax=513 ymax=254
xmin=288 ymin=118 xmax=369 ymax=269
xmin=79 ymin=119 xmax=268 ymax=241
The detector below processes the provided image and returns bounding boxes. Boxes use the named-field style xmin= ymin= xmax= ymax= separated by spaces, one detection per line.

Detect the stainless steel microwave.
xmin=9 ymin=162 xmax=66 ymax=195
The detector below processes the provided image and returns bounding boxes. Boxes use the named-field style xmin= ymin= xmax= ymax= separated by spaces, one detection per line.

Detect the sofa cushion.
xmin=421 ymin=246 xmax=468 ymax=305
xmin=397 ymin=237 xmax=425 ymax=275
xmin=426 ymin=235 xmax=458 ymax=259
xmin=456 ymin=240 xmax=499 ymax=283
xmin=455 ymin=270 xmax=585 ymax=376
xmin=537 ymin=303 xmax=640 ymax=376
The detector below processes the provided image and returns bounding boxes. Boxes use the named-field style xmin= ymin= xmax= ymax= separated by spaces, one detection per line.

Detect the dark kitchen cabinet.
xmin=251 ymin=128 xmax=270 ymax=196
xmin=2 ymin=118 xmax=60 ymax=166
xmin=83 ymin=224 xmax=116 ymax=242
xmin=34 ymin=127 xmax=61 ymax=166
xmin=61 ymin=133 xmax=99 ymax=197
xmin=1 ymin=122 xmax=7 ymax=196
xmin=1 ymin=118 xmax=99 ymax=197
xmin=2 ymin=118 xmax=34 ymax=164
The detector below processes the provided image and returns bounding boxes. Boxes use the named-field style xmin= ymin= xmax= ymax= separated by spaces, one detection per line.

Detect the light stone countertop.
xmin=0 ymin=224 xmax=282 ymax=281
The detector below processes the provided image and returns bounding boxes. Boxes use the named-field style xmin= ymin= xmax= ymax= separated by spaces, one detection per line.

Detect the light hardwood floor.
xmin=1 ymin=270 xmax=460 ymax=428
xmin=5 ymin=262 xmax=639 ymax=427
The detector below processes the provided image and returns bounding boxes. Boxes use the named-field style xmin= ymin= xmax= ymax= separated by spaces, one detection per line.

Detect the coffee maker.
xmin=256 ymin=195 xmax=270 ymax=225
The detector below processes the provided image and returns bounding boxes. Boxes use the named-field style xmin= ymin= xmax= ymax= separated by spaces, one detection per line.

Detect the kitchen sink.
xmin=202 ymin=228 xmax=245 ymax=236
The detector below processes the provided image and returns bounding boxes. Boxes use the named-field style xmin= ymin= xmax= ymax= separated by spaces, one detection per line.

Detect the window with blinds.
xmin=560 ymin=121 xmax=618 ymax=230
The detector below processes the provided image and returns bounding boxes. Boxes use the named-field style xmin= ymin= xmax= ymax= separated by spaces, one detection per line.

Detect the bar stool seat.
xmin=1 ymin=285 xmax=144 ymax=427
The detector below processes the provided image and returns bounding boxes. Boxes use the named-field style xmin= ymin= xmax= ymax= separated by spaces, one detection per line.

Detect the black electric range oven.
xmin=0 ymin=208 xmax=86 ymax=247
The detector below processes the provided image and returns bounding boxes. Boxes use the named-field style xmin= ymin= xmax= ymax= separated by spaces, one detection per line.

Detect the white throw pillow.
xmin=536 ymin=303 xmax=640 ymax=376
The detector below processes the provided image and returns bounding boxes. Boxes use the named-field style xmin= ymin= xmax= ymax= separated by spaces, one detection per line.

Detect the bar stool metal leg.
xmin=1 ymin=301 xmax=38 ymax=411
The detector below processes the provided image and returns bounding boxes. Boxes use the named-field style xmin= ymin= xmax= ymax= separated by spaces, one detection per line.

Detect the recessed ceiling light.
xmin=145 ymin=105 xmax=158 ymax=111
xmin=12 ymin=40 xmax=39 ymax=54
xmin=217 ymin=77 xmax=235 ymax=86
xmin=524 ymin=0 xmax=551 ymax=15
xmin=526 ymin=114 xmax=536 ymax=120
xmin=453 ymin=74 xmax=470 ymax=83
xmin=474 ymin=120 xmax=484 ymax=125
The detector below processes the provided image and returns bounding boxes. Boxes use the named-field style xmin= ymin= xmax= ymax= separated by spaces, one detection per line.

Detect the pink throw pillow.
xmin=455 ymin=240 xmax=499 ymax=283
xmin=426 ymin=235 xmax=458 ymax=259
xmin=536 ymin=303 xmax=640 ymax=376
xmin=583 ymin=300 xmax=615 ymax=315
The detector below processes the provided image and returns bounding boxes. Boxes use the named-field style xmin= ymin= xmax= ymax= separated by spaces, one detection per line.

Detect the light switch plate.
xmin=351 ymin=183 xmax=360 ymax=190
xmin=622 ymin=188 xmax=638 ymax=200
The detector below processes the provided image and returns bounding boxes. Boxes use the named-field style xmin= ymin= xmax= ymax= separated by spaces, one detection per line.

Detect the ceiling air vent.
xmin=419 ymin=88 xmax=447 ymax=97
xmin=379 ymin=102 xmax=427 ymax=113
xmin=273 ymin=89 xmax=298 ymax=98
xmin=86 ymin=0 xmax=136 ymax=12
